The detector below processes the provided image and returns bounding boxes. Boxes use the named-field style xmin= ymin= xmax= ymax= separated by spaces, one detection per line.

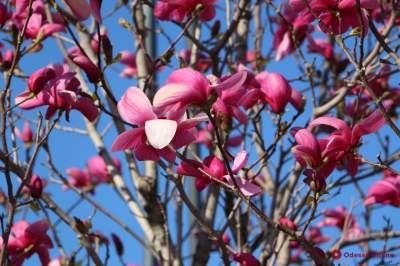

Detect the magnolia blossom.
xmin=119 ymin=51 xmax=137 ymax=78
xmin=11 ymin=0 xmax=64 ymax=40
xmin=15 ymin=123 xmax=33 ymax=145
xmin=22 ymin=175 xmax=46 ymax=199
xmin=87 ymin=156 xmax=121 ymax=183
xmin=154 ymin=0 xmax=217 ymax=22
xmin=68 ymin=47 xmax=101 ymax=84
xmin=0 ymin=220 xmax=53 ymax=266
xmin=179 ymin=49 xmax=212 ymax=72
xmin=64 ymin=0 xmax=102 ymax=22
xmin=112 ymin=88 xmax=205 ymax=162
xmin=307 ymin=37 xmax=334 ymax=61
xmin=272 ymin=4 xmax=312 ymax=61
xmin=232 ymin=253 xmax=261 ymax=266
xmin=364 ymin=170 xmax=400 ymax=207
xmin=65 ymin=168 xmax=93 ymax=191
xmin=308 ymin=109 xmax=385 ymax=176
xmin=290 ymin=0 xmax=379 ymax=35
xmin=15 ymin=64 xmax=99 ymax=121
xmin=153 ymin=68 xmax=247 ymax=117
xmin=318 ymin=206 xmax=363 ymax=240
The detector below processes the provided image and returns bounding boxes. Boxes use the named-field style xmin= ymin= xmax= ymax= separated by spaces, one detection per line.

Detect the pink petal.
xmin=117 ymin=87 xmax=156 ymax=126
xmin=134 ymin=143 xmax=160 ymax=161
xmin=71 ymin=55 xmax=100 ymax=83
xmin=351 ymin=109 xmax=385 ymax=144
xmin=15 ymin=91 xmax=47 ymax=109
xmin=308 ymin=116 xmax=352 ymax=138
xmin=111 ymin=128 xmax=145 ymax=152
xmin=73 ymin=96 xmax=99 ymax=122
xmin=232 ymin=150 xmax=248 ymax=173
xmin=89 ymin=0 xmax=102 ymax=22
xmin=210 ymin=70 xmax=247 ymax=95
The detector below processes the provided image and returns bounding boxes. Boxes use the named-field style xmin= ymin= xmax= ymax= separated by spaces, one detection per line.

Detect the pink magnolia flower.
xmin=318 ymin=206 xmax=363 ymax=239
xmin=119 ymin=51 xmax=137 ymax=78
xmin=256 ymin=71 xmax=304 ymax=113
xmin=0 ymin=48 xmax=14 ymax=69
xmin=22 ymin=175 xmax=46 ymax=199
xmin=224 ymin=151 xmax=262 ymax=197
xmin=232 ymin=252 xmax=261 ymax=266
xmin=177 ymin=156 xmax=226 ymax=191
xmin=112 ymin=88 xmax=205 ymax=162
xmin=11 ymin=0 xmax=64 ymax=40
xmin=307 ymin=37 xmax=334 ymax=61
xmin=291 ymin=128 xmax=337 ymax=183
xmin=153 ymin=68 xmax=247 ymax=116
xmin=294 ymin=0 xmax=379 ymax=35
xmin=86 ymin=156 xmax=121 ymax=184
xmin=15 ymin=64 xmax=99 ymax=122
xmin=65 ymin=167 xmax=93 ymax=191
xmin=279 ymin=217 xmax=297 ymax=231
xmin=15 ymin=122 xmax=33 ymax=144
xmin=0 ymin=220 xmax=53 ymax=266
xmin=308 ymin=108 xmax=386 ymax=176
xmin=364 ymin=170 xmax=400 ymax=207
xmin=272 ymin=4 xmax=313 ymax=61
xmin=68 ymin=47 xmax=101 ymax=84
xmin=64 ymin=0 xmax=102 ymax=22
xmin=154 ymin=0 xmax=217 ymax=23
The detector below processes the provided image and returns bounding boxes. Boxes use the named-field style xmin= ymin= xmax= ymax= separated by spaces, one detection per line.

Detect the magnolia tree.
xmin=0 ymin=0 xmax=400 ymax=265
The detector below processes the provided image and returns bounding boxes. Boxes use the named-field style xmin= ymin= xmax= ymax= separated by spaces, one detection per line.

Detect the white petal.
xmin=145 ymin=119 xmax=178 ymax=149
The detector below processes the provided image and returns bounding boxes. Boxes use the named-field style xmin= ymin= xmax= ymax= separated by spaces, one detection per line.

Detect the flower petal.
xmin=145 ymin=119 xmax=177 ymax=149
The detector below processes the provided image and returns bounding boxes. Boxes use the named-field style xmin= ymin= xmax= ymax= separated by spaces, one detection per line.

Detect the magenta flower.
xmin=64 ymin=0 xmax=102 ymax=22
xmin=65 ymin=167 xmax=92 ymax=191
xmin=15 ymin=64 xmax=99 ymax=121
xmin=11 ymin=0 xmax=64 ymax=40
xmin=177 ymin=156 xmax=226 ymax=191
xmin=112 ymin=88 xmax=205 ymax=162
xmin=364 ymin=170 xmax=400 ymax=207
xmin=15 ymin=123 xmax=33 ymax=145
xmin=272 ymin=4 xmax=312 ymax=61
xmin=68 ymin=48 xmax=101 ymax=83
xmin=0 ymin=3 xmax=10 ymax=25
xmin=256 ymin=71 xmax=303 ymax=113
xmin=308 ymin=108 xmax=386 ymax=176
xmin=318 ymin=206 xmax=363 ymax=240
xmin=294 ymin=0 xmax=379 ymax=35
xmin=87 ymin=156 xmax=121 ymax=184
xmin=232 ymin=252 xmax=261 ymax=266
xmin=0 ymin=220 xmax=53 ymax=266
xmin=153 ymin=68 xmax=247 ymax=116
xmin=119 ymin=51 xmax=137 ymax=78
xmin=179 ymin=49 xmax=212 ymax=72
xmin=22 ymin=175 xmax=46 ymax=199
xmin=279 ymin=217 xmax=298 ymax=231
xmin=154 ymin=0 xmax=217 ymax=23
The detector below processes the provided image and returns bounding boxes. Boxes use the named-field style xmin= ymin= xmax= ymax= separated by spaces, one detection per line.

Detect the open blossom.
xmin=154 ymin=0 xmax=217 ymax=22
xmin=318 ymin=206 xmax=363 ymax=240
xmin=307 ymin=108 xmax=386 ymax=176
xmin=87 ymin=156 xmax=121 ymax=183
xmin=177 ymin=156 xmax=226 ymax=191
xmin=112 ymin=88 xmax=206 ymax=162
xmin=11 ymin=0 xmax=64 ymax=40
xmin=0 ymin=220 xmax=53 ymax=266
xmin=15 ymin=64 xmax=99 ymax=121
xmin=290 ymin=0 xmax=379 ymax=35
xmin=153 ymin=68 xmax=247 ymax=117
xmin=364 ymin=170 xmax=400 ymax=207
xmin=272 ymin=4 xmax=312 ymax=61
